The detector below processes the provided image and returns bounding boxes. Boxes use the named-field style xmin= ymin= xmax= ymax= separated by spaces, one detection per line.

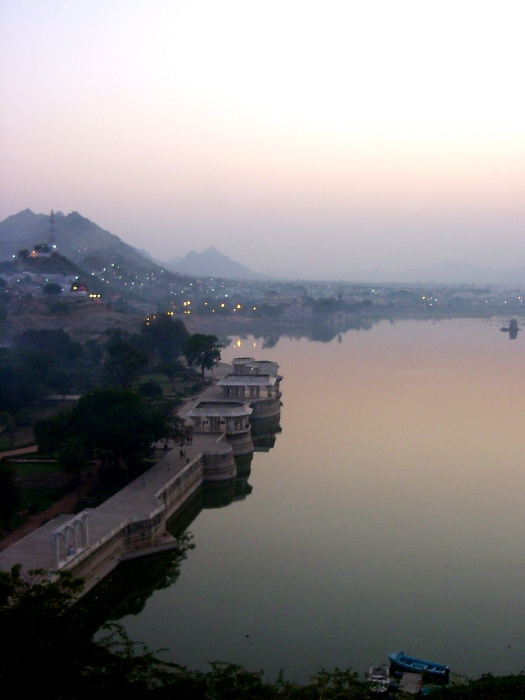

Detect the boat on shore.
xmin=388 ymin=651 xmax=449 ymax=683
xmin=368 ymin=663 xmax=390 ymax=693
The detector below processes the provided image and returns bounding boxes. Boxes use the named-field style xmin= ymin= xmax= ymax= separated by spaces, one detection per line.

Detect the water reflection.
xmin=84 ymin=543 xmax=192 ymax=628
xmin=208 ymin=314 xmax=383 ymax=350
xmin=500 ymin=319 xmax=520 ymax=339
xmin=251 ymin=416 xmax=282 ymax=452
xmin=262 ymin=333 xmax=279 ymax=348
xmin=113 ymin=319 xmax=525 ymax=683
xmin=92 ymin=422 xmax=281 ymax=626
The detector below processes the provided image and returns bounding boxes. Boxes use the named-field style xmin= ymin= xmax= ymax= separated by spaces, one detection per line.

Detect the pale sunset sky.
xmin=2 ymin=1 xmax=525 ymax=279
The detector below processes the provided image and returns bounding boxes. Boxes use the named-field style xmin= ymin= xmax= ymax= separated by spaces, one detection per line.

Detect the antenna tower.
xmin=48 ymin=209 xmax=57 ymax=249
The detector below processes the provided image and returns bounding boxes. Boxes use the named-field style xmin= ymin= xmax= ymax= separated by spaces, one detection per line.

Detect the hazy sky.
xmin=2 ymin=1 xmax=525 ymax=279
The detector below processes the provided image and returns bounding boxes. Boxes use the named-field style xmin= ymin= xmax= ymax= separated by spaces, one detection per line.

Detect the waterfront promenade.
xmin=0 ymin=364 xmax=233 ymax=592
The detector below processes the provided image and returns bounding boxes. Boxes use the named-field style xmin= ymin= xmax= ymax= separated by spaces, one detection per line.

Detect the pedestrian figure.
xmin=186 ymin=457 xmax=190 ymax=463
xmin=141 ymin=477 xmax=146 ymax=488
xmin=180 ymin=449 xmax=184 ymax=458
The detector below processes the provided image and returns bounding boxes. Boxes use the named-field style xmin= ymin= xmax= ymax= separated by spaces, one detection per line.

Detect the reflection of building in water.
xmin=252 ymin=419 xmax=282 ymax=452
xmin=86 ymin=463 xmax=256 ymax=623
xmin=500 ymin=319 xmax=520 ymax=340
xmin=234 ymin=452 xmax=253 ymax=477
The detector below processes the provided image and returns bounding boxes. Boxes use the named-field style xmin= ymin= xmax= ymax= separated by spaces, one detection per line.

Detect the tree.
xmin=35 ymin=389 xmax=166 ymax=473
xmin=34 ymin=407 xmax=75 ymax=454
xmin=137 ymin=381 xmax=163 ymax=399
xmin=12 ymin=329 xmax=83 ymax=391
xmin=103 ymin=337 xmax=149 ymax=390
xmin=47 ymin=300 xmax=70 ymax=316
xmin=14 ymin=328 xmax=82 ymax=363
xmin=158 ymin=358 xmax=185 ymax=392
xmin=43 ymin=282 xmax=62 ymax=295
xmin=48 ymin=367 xmax=75 ymax=397
xmin=0 ymin=360 xmax=44 ymax=415
xmin=71 ymin=389 xmax=165 ymax=471
xmin=184 ymin=334 xmax=222 ymax=382
xmin=141 ymin=313 xmax=189 ymax=362
xmin=0 ymin=411 xmax=15 ymax=447
xmin=0 ymin=461 xmax=21 ymax=531
xmin=57 ymin=436 xmax=87 ymax=486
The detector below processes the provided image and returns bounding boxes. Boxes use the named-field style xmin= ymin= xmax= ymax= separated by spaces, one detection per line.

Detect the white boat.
xmin=368 ymin=663 xmax=390 ymax=693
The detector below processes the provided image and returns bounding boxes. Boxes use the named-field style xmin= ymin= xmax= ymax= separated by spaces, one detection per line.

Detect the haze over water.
xmin=118 ymin=317 xmax=524 ymax=681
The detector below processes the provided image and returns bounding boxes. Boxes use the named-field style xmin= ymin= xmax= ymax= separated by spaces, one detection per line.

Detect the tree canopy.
xmin=2 ymin=329 xmax=85 ymax=402
xmin=13 ymin=328 xmax=82 ymax=365
xmin=76 ymin=389 xmax=164 ymax=464
xmin=184 ymin=334 xmax=222 ymax=381
xmin=0 ymin=360 xmax=44 ymax=414
xmin=141 ymin=313 xmax=189 ymax=362
xmin=0 ymin=462 xmax=21 ymax=530
xmin=34 ymin=389 xmax=166 ymax=472
xmin=43 ymin=282 xmax=62 ymax=295
xmin=103 ymin=336 xmax=150 ymax=390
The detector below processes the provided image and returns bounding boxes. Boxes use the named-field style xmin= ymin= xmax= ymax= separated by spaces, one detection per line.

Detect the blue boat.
xmin=388 ymin=651 xmax=449 ymax=683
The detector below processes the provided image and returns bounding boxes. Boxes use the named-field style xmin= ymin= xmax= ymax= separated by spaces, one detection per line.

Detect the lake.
xmin=109 ymin=316 xmax=525 ymax=682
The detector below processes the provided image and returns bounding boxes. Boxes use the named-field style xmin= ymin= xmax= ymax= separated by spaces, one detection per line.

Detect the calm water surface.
xmin=117 ymin=317 xmax=525 ymax=681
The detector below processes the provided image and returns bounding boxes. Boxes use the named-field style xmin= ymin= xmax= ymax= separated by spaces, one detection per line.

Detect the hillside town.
xmin=1 ymin=211 xmax=524 ymax=349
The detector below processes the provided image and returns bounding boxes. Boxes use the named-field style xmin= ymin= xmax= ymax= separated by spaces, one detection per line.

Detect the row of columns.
xmin=50 ymin=512 xmax=89 ymax=569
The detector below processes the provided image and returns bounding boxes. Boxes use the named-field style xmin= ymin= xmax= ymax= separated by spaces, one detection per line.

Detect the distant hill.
xmin=163 ymin=246 xmax=266 ymax=280
xmin=0 ymin=210 xmax=160 ymax=274
xmin=0 ymin=211 xmax=267 ymax=281
xmin=4 ymin=211 xmax=522 ymax=286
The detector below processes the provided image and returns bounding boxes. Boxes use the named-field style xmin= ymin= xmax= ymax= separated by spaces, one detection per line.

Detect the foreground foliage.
xmin=0 ymin=564 xmax=523 ymax=699
xmin=431 ymin=672 xmax=525 ymax=699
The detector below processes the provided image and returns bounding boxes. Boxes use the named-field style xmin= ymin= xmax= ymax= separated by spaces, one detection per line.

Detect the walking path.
xmin=0 ymin=445 xmax=38 ymax=458
xmin=0 ymin=363 xmax=234 ymax=576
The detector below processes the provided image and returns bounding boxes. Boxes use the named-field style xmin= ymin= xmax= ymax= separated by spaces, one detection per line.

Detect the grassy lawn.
xmin=6 ymin=480 xmax=71 ymax=532
xmin=20 ymin=484 xmax=69 ymax=514
xmin=11 ymin=461 xmax=59 ymax=477
xmin=0 ymin=458 xmax=71 ymax=534
xmin=137 ymin=371 xmax=202 ymax=399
